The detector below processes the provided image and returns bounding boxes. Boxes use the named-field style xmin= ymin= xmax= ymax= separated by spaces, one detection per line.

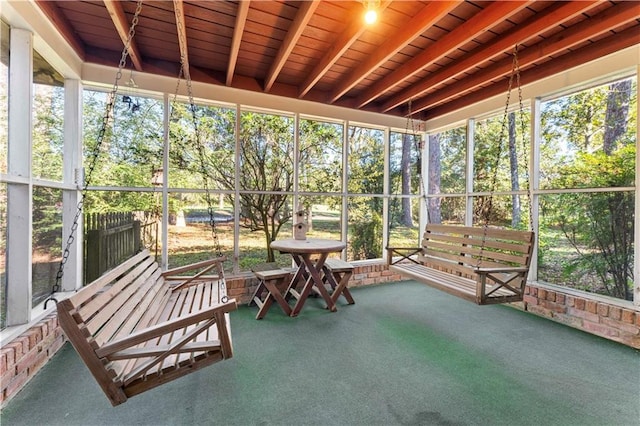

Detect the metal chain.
xmin=515 ymin=50 xmax=534 ymax=232
xmin=476 ymin=45 xmax=519 ymax=269
xmin=45 ymin=0 xmax=144 ymax=309
xmin=173 ymin=1 xmax=227 ymax=307
xmin=406 ymin=100 xmax=432 ymax=224
xmin=173 ymin=0 xmax=223 ymax=259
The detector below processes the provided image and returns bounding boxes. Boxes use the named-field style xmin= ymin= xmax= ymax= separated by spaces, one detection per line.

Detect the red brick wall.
xmin=523 ymin=284 xmax=640 ymax=349
xmin=1 ymin=313 xmax=67 ymax=407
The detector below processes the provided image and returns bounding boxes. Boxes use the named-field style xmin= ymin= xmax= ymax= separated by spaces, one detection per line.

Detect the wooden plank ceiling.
xmin=36 ymin=0 xmax=640 ymax=120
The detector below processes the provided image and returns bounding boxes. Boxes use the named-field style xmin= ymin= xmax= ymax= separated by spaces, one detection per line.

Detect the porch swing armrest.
xmin=386 ymin=246 xmax=424 ymax=265
xmin=473 ymin=266 xmax=529 ymax=275
xmin=161 ymin=256 xmax=227 ymax=277
xmin=95 ymin=299 xmax=238 ymax=359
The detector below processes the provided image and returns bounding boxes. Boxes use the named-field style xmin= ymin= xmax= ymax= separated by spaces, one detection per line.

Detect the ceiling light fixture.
xmin=363 ymin=0 xmax=380 ymax=25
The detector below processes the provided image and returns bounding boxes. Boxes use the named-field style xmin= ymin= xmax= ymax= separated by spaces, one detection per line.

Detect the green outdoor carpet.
xmin=2 ymin=280 xmax=639 ymax=426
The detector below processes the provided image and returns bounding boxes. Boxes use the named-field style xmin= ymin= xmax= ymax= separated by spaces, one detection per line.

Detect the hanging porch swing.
xmin=49 ymin=1 xmax=237 ymax=406
xmin=387 ymin=46 xmax=536 ymax=305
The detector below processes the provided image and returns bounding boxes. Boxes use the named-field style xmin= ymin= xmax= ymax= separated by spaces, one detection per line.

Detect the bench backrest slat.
xmin=79 ymin=256 xmax=157 ymax=326
xmin=86 ymin=259 xmax=158 ymax=336
xmin=419 ymin=224 xmax=534 ymax=274
xmin=425 ymin=231 xmax=532 ymax=255
xmin=426 ymin=224 xmax=532 ymax=242
xmin=424 ymin=239 xmax=531 ymax=267
xmin=68 ymin=250 xmax=153 ymax=308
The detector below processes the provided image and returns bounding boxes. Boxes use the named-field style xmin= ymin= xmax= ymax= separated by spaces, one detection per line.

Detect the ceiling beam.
xmin=103 ymin=0 xmax=143 ymax=71
xmin=226 ymin=0 xmax=250 ymax=87
xmin=264 ymin=0 xmax=320 ymax=92
xmin=173 ymin=0 xmax=190 ymax=80
xmin=355 ymin=1 xmax=532 ymax=108
xmin=298 ymin=1 xmax=393 ymax=99
xmin=425 ymin=24 xmax=640 ymax=120
xmin=329 ymin=0 xmax=462 ymax=104
xmin=380 ymin=0 xmax=601 ymax=113
xmin=34 ymin=1 xmax=86 ymax=59
xmin=410 ymin=2 xmax=639 ymax=116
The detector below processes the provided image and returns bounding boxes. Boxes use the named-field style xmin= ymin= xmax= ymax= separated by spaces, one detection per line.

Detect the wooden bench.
xmin=57 ymin=249 xmax=237 ymax=406
xmin=387 ymin=224 xmax=534 ymax=305
xmin=320 ymin=258 xmax=355 ymax=305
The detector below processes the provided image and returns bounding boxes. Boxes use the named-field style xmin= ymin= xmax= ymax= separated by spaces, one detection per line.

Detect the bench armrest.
xmin=96 ymin=299 xmax=237 ymax=358
xmin=163 ymin=256 xmax=227 ymax=291
xmin=386 ymin=246 xmax=423 ymax=265
xmin=473 ymin=266 xmax=529 ymax=275
xmin=386 ymin=246 xmax=423 ymax=252
xmin=162 ymin=256 xmax=227 ymax=278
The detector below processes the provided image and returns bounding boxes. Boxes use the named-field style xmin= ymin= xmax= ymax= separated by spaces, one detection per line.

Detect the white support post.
xmin=161 ymin=94 xmax=170 ymax=270
xmin=419 ymin=131 xmax=427 ymax=233
xmin=382 ymin=127 xmax=390 ymax=260
xmin=530 ymin=98 xmax=542 ymax=282
xmin=465 ymin=118 xmax=475 ymax=226
xmin=233 ymin=104 xmax=241 ymax=274
xmin=61 ymin=78 xmax=83 ymax=292
xmin=6 ymin=28 xmax=33 ymax=325
xmin=341 ymin=121 xmax=349 ymax=253
xmin=293 ymin=113 xmax=300 ymax=218
xmin=635 ymin=64 xmax=640 ymax=307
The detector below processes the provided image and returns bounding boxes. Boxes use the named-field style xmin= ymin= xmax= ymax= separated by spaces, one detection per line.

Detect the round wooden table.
xmin=270 ymin=238 xmax=346 ymax=316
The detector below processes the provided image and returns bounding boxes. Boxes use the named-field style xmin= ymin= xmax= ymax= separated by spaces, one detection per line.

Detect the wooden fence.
xmin=84 ymin=212 xmax=158 ymax=284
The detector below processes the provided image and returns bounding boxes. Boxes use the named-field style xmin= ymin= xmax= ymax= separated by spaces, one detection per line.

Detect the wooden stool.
xmin=321 ymin=258 xmax=355 ymax=305
xmin=250 ymin=269 xmax=292 ymax=319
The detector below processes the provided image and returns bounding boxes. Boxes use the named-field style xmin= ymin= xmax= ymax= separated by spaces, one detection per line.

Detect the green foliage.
xmin=348 ymin=126 xmax=385 ymax=194
xmin=540 ymin=78 xmax=636 ymax=300
xmin=347 ymin=127 xmax=385 ymax=260
xmin=349 ymin=206 xmax=382 ymax=259
xmin=237 ymin=112 xmax=295 ymax=261
xmin=438 ymin=127 xmax=466 ymax=194
xmin=33 ymin=85 xmax=64 ymax=181
xmin=473 ymin=110 xmax=530 ymax=225
xmin=545 ymin=146 xmax=635 ymax=299
xmin=299 ymin=119 xmax=343 ymax=194
xmin=82 ymin=91 xmax=164 ymax=213
xmin=32 ymin=187 xmax=62 ymax=256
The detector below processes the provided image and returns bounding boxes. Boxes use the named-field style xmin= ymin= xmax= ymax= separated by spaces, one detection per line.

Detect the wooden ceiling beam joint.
xmin=380 ymin=0 xmax=602 ymax=113
xmin=173 ymin=0 xmax=190 ymax=80
xmin=227 ymin=0 xmax=250 ymax=87
xmin=330 ymin=0 xmax=463 ymax=104
xmin=103 ymin=0 xmax=144 ymax=71
xmin=298 ymin=0 xmax=393 ymax=99
xmin=264 ymin=0 xmax=320 ymax=92
xmin=355 ymin=0 xmax=533 ymax=108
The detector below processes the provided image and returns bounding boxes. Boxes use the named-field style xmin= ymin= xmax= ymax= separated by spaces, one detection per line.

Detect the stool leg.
xmin=265 ymin=279 xmax=292 ymax=316
xmin=249 ymin=280 xmax=267 ymax=307
xmin=255 ymin=294 xmax=275 ymax=320
xmin=331 ymin=271 xmax=355 ymax=305
xmin=322 ymin=266 xmax=355 ymax=305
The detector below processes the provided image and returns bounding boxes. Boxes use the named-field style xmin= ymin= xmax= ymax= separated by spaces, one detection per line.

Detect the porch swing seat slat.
xmin=57 ymin=249 xmax=237 ymax=406
xmin=387 ymin=224 xmax=534 ymax=305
